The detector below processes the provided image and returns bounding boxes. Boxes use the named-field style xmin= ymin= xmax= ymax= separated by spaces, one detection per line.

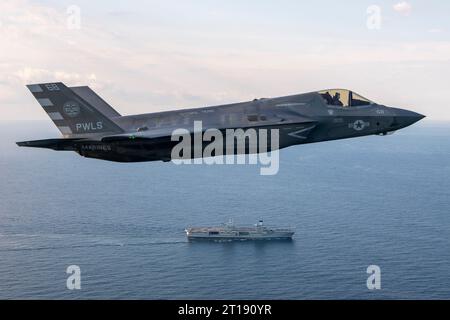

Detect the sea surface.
xmin=0 ymin=121 xmax=449 ymax=299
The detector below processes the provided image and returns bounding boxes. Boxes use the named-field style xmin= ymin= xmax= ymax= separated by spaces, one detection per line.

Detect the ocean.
xmin=0 ymin=121 xmax=449 ymax=299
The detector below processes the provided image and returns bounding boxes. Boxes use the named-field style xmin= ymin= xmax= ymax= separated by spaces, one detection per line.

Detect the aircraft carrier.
xmin=185 ymin=220 xmax=294 ymax=241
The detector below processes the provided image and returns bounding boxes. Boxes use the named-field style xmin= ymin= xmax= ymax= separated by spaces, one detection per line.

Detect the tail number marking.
xmin=45 ymin=83 xmax=60 ymax=91
xmin=76 ymin=122 xmax=103 ymax=132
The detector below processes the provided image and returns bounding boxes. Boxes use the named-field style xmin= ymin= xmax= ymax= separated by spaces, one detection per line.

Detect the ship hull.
xmin=186 ymin=232 xmax=294 ymax=241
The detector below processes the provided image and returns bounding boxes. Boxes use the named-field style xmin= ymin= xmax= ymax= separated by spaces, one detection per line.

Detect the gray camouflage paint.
xmin=17 ymin=82 xmax=425 ymax=162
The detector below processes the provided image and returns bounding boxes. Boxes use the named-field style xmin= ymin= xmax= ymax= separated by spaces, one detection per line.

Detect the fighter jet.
xmin=17 ymin=83 xmax=425 ymax=162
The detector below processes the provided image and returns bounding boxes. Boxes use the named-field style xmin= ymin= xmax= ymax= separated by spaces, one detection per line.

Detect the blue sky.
xmin=0 ymin=0 xmax=449 ymax=120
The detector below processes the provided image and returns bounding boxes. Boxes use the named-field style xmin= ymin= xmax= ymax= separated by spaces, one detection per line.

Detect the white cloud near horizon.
xmin=0 ymin=0 xmax=449 ymax=121
xmin=393 ymin=1 xmax=413 ymax=15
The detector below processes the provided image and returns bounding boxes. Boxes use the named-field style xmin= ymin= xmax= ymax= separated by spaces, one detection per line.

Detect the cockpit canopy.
xmin=318 ymin=89 xmax=373 ymax=107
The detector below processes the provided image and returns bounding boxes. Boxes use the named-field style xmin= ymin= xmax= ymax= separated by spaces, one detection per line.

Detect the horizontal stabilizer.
xmin=16 ymin=138 xmax=85 ymax=151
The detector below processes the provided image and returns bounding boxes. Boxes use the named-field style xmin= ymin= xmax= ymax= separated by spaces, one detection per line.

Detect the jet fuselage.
xmin=17 ymin=84 xmax=425 ymax=163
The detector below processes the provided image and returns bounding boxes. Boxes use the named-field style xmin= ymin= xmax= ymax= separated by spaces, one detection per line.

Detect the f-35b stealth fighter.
xmin=17 ymin=82 xmax=425 ymax=162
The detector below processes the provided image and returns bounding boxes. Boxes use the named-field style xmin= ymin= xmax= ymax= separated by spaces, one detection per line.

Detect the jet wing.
xmin=101 ymin=119 xmax=318 ymax=143
xmin=101 ymin=128 xmax=175 ymax=143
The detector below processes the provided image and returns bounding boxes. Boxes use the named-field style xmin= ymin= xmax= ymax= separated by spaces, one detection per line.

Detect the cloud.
xmin=0 ymin=0 xmax=449 ymax=121
xmin=12 ymin=67 xmax=97 ymax=85
xmin=428 ymin=28 xmax=442 ymax=34
xmin=393 ymin=2 xmax=412 ymax=16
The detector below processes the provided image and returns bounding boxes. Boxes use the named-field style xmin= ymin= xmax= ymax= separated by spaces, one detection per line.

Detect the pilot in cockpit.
xmin=332 ymin=92 xmax=343 ymax=106
xmin=321 ymin=91 xmax=333 ymax=105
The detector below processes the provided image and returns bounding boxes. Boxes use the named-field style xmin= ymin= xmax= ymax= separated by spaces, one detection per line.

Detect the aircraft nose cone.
xmin=390 ymin=108 xmax=426 ymax=129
